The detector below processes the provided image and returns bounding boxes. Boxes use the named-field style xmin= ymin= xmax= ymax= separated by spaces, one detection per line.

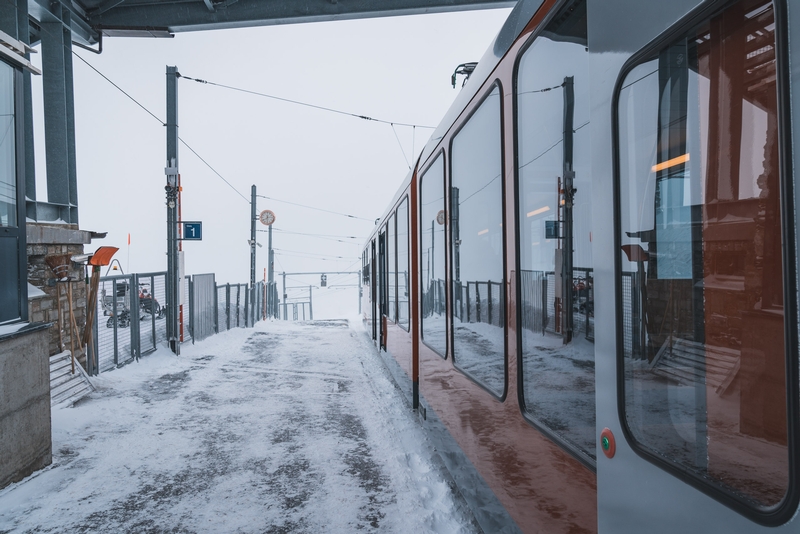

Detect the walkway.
xmin=0 ymin=320 xmax=478 ymax=533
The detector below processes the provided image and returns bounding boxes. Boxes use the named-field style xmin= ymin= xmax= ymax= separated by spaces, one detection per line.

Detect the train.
xmin=361 ymin=0 xmax=800 ymax=532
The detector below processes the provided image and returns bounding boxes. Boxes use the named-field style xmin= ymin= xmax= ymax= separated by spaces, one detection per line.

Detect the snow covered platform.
xmin=0 ymin=319 xmax=478 ymax=533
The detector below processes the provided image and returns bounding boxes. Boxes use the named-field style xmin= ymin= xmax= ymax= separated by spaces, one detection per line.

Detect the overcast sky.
xmin=29 ymin=8 xmax=511 ymax=311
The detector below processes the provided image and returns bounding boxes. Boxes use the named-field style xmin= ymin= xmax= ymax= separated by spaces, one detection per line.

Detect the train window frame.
xmin=511 ymin=0 xmax=596 ymax=472
xmin=387 ymin=212 xmax=397 ymax=323
xmin=611 ymin=0 xmax=799 ymax=525
xmin=419 ymin=149 xmax=449 ymax=360
xmin=397 ymin=195 xmax=411 ymax=332
xmin=447 ymin=80 xmax=508 ymax=402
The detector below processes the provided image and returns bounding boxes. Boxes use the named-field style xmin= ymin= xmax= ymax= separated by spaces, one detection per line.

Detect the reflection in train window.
xmin=397 ymin=197 xmax=410 ymax=331
xmin=516 ymin=0 xmax=594 ymax=462
xmin=420 ymin=154 xmax=447 ymax=356
xmin=617 ymin=0 xmax=789 ymax=509
xmin=451 ymin=85 xmax=504 ymax=395
xmin=387 ymin=213 xmax=396 ymax=322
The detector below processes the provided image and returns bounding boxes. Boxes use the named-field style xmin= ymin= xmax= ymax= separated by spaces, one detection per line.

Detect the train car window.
xmin=451 ymin=85 xmax=505 ymax=396
xmin=515 ymin=0 xmax=594 ymax=463
xmin=397 ymin=197 xmax=410 ymax=331
xmin=420 ymin=153 xmax=447 ymax=357
xmin=387 ymin=213 xmax=397 ymax=322
xmin=617 ymin=0 xmax=791 ymax=511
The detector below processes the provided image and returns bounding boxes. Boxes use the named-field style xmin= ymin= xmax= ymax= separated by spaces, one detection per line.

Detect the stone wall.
xmin=26 ymin=223 xmax=105 ymax=369
xmin=27 ymin=243 xmax=88 ymax=366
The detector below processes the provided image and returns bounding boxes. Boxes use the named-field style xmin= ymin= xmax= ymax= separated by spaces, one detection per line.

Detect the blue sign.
xmin=545 ymin=220 xmax=560 ymax=239
xmin=183 ymin=222 xmax=202 ymax=241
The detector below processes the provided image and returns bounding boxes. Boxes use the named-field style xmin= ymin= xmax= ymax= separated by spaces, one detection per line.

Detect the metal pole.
xmin=250 ymin=185 xmax=257 ymax=288
xmin=282 ymin=272 xmax=287 ymax=320
xmin=562 ymin=75 xmax=575 ymax=344
xmin=309 ymin=285 xmax=313 ymax=320
xmin=165 ymin=65 xmax=180 ymax=355
xmin=268 ymin=223 xmax=274 ymax=317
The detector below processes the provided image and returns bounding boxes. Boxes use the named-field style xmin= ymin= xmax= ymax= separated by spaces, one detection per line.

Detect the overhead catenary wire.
xmin=73 ymin=52 xmax=386 ymax=219
xmin=256 ymin=194 xmax=373 ymax=222
xmin=391 ymin=123 xmax=411 ymax=170
xmin=272 ymin=247 xmax=355 ymax=260
xmin=179 ymin=74 xmax=436 ymax=129
xmin=271 ymin=228 xmax=365 ymax=240
xmin=73 ymin=51 xmax=251 ymax=203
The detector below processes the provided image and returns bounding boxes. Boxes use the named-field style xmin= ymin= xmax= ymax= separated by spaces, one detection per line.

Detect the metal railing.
xmin=90 ymin=272 xmax=268 ymax=375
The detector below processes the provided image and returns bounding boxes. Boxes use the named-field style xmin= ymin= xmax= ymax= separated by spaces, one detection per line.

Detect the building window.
xmin=0 ymin=61 xmax=15 ymax=228
xmin=0 ymin=59 xmax=22 ymax=324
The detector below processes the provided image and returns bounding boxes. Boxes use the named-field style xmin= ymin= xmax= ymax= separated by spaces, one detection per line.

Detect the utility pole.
xmin=165 ymin=65 xmax=180 ymax=355
xmin=268 ymin=223 xmax=274 ymax=317
xmin=250 ymin=185 xmax=257 ymax=288
xmin=309 ymin=285 xmax=313 ymax=320
xmin=562 ymin=75 xmax=575 ymax=344
xmin=250 ymin=185 xmax=257 ymax=325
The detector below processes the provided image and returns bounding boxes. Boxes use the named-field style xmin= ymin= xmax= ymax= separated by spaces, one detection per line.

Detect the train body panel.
xmin=362 ymin=0 xmax=800 ymax=530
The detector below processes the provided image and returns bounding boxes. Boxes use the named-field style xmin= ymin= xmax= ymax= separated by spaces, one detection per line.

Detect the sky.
xmin=28 ymin=7 xmax=512 ymax=315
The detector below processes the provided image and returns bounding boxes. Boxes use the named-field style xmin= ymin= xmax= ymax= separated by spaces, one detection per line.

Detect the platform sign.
xmin=183 ymin=221 xmax=203 ymax=241
xmin=545 ymin=220 xmax=560 ymax=239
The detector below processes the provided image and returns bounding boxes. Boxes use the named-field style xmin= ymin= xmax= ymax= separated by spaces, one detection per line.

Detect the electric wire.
xmin=275 ymin=252 xmax=355 ymax=262
xmin=73 ymin=51 xmax=388 ymax=218
xmin=179 ymin=74 xmax=436 ymax=129
xmin=256 ymin=194 xmax=373 ymax=222
xmin=273 ymin=247 xmax=356 ymax=260
xmin=271 ymin=228 xmax=365 ymax=240
xmin=391 ymin=123 xmax=411 ymax=170
xmin=73 ymin=51 xmax=252 ymax=204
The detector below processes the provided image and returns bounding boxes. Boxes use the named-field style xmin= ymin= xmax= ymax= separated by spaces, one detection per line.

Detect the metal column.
xmin=41 ymin=8 xmax=77 ymax=223
xmin=165 ymin=65 xmax=180 ymax=355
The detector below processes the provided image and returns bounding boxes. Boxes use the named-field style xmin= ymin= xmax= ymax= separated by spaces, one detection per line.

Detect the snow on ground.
xmin=0 ymin=318 xmax=479 ymax=533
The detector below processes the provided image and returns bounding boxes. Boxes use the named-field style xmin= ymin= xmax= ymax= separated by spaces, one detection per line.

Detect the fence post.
xmin=189 ymin=276 xmax=195 ymax=344
xmin=466 ymin=282 xmax=470 ymax=323
xmin=244 ymin=285 xmax=250 ymax=328
xmin=131 ymin=274 xmax=141 ymax=361
xmin=542 ymin=277 xmax=548 ymax=333
xmin=214 ymin=283 xmax=219 ymax=334
xmin=486 ymin=280 xmax=492 ymax=324
xmin=236 ymin=285 xmax=240 ymax=327
xmin=92 ymin=301 xmax=99 ymax=375
xmin=112 ymin=279 xmax=119 ymax=366
xmin=475 ymin=282 xmax=481 ymax=323
xmin=148 ymin=274 xmax=156 ymax=349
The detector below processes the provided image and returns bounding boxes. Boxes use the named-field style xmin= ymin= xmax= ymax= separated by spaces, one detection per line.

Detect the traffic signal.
xmin=321 ymin=274 xmax=327 ymax=287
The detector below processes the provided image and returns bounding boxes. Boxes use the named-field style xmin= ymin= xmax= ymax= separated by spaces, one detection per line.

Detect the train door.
xmin=371 ymin=239 xmax=377 ymax=342
xmin=378 ymin=229 xmax=387 ymax=350
xmin=591 ymin=0 xmax=799 ymax=531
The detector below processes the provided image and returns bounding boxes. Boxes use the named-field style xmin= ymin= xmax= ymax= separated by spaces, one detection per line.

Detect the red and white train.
xmin=362 ymin=0 xmax=800 ymax=531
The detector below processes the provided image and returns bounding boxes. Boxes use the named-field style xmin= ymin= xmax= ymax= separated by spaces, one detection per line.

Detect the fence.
xmin=453 ymin=280 xmax=504 ymax=328
xmin=90 ymin=272 xmax=269 ymax=375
